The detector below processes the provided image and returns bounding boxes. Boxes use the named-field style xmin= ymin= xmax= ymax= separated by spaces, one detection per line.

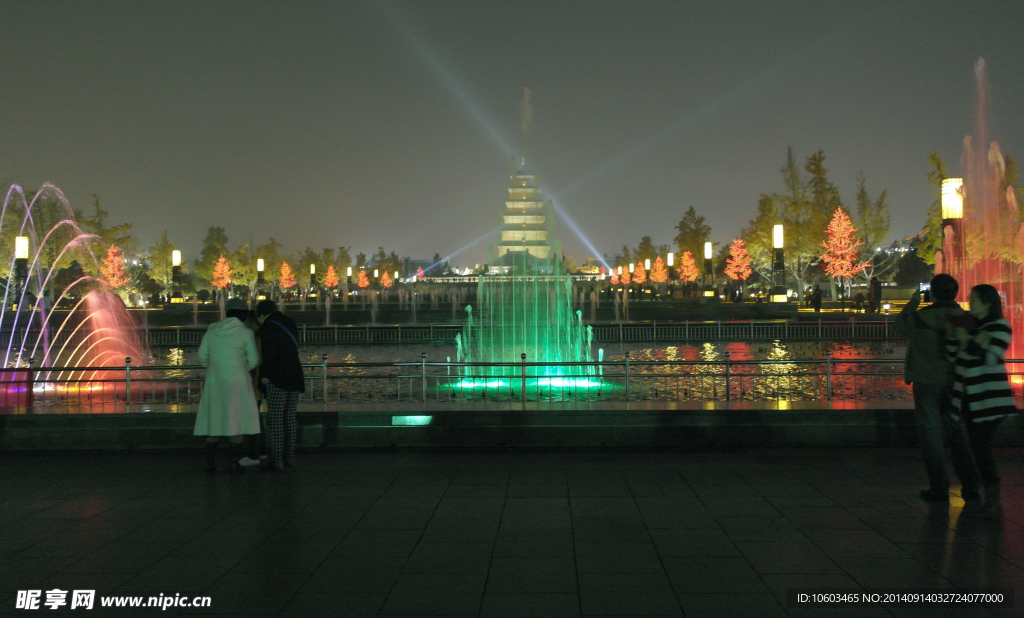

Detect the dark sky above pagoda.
xmin=2 ymin=0 xmax=1022 ymax=267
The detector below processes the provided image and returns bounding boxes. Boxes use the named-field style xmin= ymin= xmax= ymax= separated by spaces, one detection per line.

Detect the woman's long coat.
xmin=193 ymin=317 xmax=260 ymax=436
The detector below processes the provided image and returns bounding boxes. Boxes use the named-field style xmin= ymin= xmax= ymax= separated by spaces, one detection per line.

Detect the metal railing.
xmin=7 ymin=353 xmax=1023 ymax=410
xmin=1 ymin=319 xmax=899 ymax=350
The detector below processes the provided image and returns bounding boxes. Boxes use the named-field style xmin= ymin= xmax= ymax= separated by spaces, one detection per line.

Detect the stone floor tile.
xmin=380 ymin=571 xmax=487 ymax=615
xmin=661 ymin=556 xmax=770 ymax=594
xmin=486 ymin=556 xmax=578 ymax=593
xmin=480 ymin=593 xmax=580 ymax=618
xmin=677 ymin=593 xmax=787 ymax=618
xmin=402 ymin=542 xmax=494 ymax=574
xmin=734 ymin=541 xmax=845 ymax=574
xmin=578 ymin=572 xmax=682 ymax=615
xmin=648 ymin=528 xmax=741 ymax=557
xmin=574 ymin=541 xmax=664 ymax=573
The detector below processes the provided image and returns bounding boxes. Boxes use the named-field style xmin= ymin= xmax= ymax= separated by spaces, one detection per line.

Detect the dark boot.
xmin=227 ymin=441 xmax=245 ymax=474
xmin=205 ymin=442 xmax=218 ymax=474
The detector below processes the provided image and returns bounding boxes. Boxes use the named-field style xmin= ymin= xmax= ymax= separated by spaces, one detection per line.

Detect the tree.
xmin=100 ymin=244 xmax=130 ymax=289
xmin=278 ymin=261 xmax=297 ymax=289
xmin=323 ymin=265 xmax=339 ymax=288
xmin=724 ymin=238 xmax=753 ymax=282
xmin=917 ymin=151 xmax=946 ymax=266
xmin=609 ymin=272 xmax=620 ymax=285
xmin=355 ymin=252 xmax=368 ymax=268
xmin=649 ymin=255 xmax=669 ymax=283
xmin=211 ymin=255 xmax=232 ymax=289
xmin=416 ymin=266 xmax=425 ymax=280
xmin=357 ymin=269 xmax=370 ymax=288
xmin=743 ymin=147 xmax=836 ymax=294
xmin=380 ymin=270 xmax=393 ymax=288
xmin=620 ymin=270 xmax=631 ymax=285
xmin=196 ymin=227 xmax=229 ymax=282
xmin=677 ymin=251 xmax=699 ymax=282
xmin=820 ymin=208 xmax=866 ymax=289
xmin=673 ymin=206 xmax=712 ymax=260
xmin=632 ymin=261 xmax=647 ymax=285
xmin=80 ymin=195 xmax=137 ymax=255
xmin=633 ymin=236 xmax=659 ymax=263
xmin=853 ymin=172 xmax=894 ymax=282
xmin=147 ymin=231 xmax=176 ymax=291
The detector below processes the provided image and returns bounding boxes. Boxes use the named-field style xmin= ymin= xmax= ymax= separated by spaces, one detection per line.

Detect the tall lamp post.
xmin=771 ymin=224 xmax=786 ymax=302
xmin=308 ymin=263 xmax=317 ymax=300
xmin=703 ymin=242 xmax=714 ymax=297
xmin=14 ymin=236 xmax=29 ymax=309
xmin=941 ymin=178 xmax=964 ymax=291
xmin=171 ymin=249 xmax=183 ymax=303
xmin=346 ymin=266 xmax=352 ymax=294
xmin=256 ymin=258 xmax=265 ymax=300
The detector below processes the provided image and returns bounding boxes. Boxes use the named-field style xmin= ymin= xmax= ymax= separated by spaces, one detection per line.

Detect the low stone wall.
xmin=2 ymin=404 xmax=1021 ymax=450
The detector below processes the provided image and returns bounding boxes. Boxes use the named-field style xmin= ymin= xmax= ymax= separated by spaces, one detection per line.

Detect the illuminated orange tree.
xmin=278 ymin=261 xmax=297 ymax=289
xmin=724 ymin=238 xmax=753 ymax=283
xmin=620 ymin=270 xmax=631 ymax=285
xmin=380 ymin=270 xmax=392 ymax=288
xmin=677 ymin=251 xmax=699 ymax=282
xmin=820 ymin=207 xmax=866 ymax=287
xmin=610 ymin=272 xmax=620 ymax=285
xmin=649 ymin=256 xmax=668 ymax=283
xmin=632 ymin=262 xmax=647 ymax=285
xmin=212 ymin=255 xmax=232 ymax=290
xmin=323 ymin=265 xmax=339 ymax=289
xmin=416 ymin=266 xmax=425 ymax=280
xmin=100 ymin=244 xmax=130 ymax=289
xmin=357 ymin=269 xmax=370 ymax=288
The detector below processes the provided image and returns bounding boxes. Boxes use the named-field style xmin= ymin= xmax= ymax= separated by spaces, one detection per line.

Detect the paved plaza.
xmin=1 ymin=447 xmax=1022 ymax=617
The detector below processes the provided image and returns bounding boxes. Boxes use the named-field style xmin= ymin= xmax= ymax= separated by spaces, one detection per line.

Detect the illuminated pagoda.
xmin=497 ymin=158 xmax=551 ymax=261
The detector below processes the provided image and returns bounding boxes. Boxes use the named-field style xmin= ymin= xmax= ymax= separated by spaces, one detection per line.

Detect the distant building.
xmin=498 ymin=159 xmax=550 ymax=260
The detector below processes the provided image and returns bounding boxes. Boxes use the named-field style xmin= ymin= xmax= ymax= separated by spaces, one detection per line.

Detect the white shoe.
xmin=237 ymin=457 xmax=261 ymax=466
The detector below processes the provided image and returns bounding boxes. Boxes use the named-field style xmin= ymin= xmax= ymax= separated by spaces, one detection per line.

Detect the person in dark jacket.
xmin=255 ymin=300 xmax=306 ymax=469
xmin=895 ymin=274 xmax=980 ymax=503
xmin=945 ymin=284 xmax=1018 ymax=518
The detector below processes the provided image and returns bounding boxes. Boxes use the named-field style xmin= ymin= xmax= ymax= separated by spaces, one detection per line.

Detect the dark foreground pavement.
xmin=1 ymin=448 xmax=1022 ymax=617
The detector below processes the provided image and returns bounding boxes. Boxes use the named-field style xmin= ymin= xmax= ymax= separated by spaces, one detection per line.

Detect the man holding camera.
xmin=895 ymin=274 xmax=980 ymax=503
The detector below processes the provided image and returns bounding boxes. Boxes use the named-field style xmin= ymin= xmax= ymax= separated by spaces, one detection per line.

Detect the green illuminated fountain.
xmin=451 ymin=158 xmax=602 ymax=397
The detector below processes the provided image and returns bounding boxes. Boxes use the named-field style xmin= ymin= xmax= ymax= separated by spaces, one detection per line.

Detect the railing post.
xmin=421 ymin=352 xmax=427 ymax=402
xmin=302 ymin=323 xmax=306 ymax=344
xmin=685 ymin=320 xmax=689 ymax=341
xmin=724 ymin=351 xmax=731 ymax=401
xmin=27 ymin=357 xmax=35 ymax=407
xmin=520 ymin=352 xmax=527 ymax=404
xmin=624 ymin=351 xmax=631 ymax=401
xmin=124 ymin=357 xmax=132 ymax=412
xmin=825 ymin=350 xmax=832 ymax=401
xmin=717 ymin=320 xmax=721 ymax=340
xmin=653 ymin=320 xmax=657 ymax=341
xmin=818 ymin=318 xmax=822 ymax=340
xmin=322 ymin=354 xmax=328 ymax=402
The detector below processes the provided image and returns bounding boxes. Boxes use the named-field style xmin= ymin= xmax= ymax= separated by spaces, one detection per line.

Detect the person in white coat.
xmin=194 ymin=298 xmax=260 ymax=473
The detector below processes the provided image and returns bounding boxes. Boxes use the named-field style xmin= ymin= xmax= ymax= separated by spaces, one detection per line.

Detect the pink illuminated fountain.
xmin=937 ymin=58 xmax=1023 ymax=361
xmin=1 ymin=183 xmax=149 ymax=404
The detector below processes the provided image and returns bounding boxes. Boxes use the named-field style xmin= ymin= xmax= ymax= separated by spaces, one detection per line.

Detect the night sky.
xmin=2 ymin=0 xmax=1021 ymax=268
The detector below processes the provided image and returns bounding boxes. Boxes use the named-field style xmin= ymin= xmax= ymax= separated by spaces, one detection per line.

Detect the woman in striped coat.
xmin=946 ymin=284 xmax=1018 ymax=519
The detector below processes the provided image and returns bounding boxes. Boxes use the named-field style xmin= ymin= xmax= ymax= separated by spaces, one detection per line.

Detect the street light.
xmin=941 ymin=178 xmax=964 ymax=221
xmin=703 ymin=241 xmax=714 ymax=297
xmin=667 ymin=252 xmax=674 ymax=267
xmin=256 ymin=258 xmax=266 ymax=300
xmin=628 ymin=263 xmax=634 ymax=273
xmin=171 ymin=249 xmax=183 ymax=303
xmin=14 ymin=236 xmax=29 ymax=308
xmin=771 ymin=224 xmax=786 ymax=302
xmin=644 ymin=258 xmax=650 ymax=271
xmin=308 ymin=263 xmax=317 ymax=299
